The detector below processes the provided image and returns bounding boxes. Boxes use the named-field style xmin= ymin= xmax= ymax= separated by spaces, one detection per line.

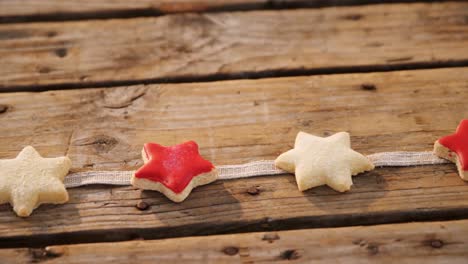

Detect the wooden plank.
xmin=2 ymin=219 xmax=468 ymax=263
xmin=0 ymin=67 xmax=467 ymax=247
xmin=0 ymin=1 xmax=435 ymax=22
xmin=1 ymin=2 xmax=468 ymax=90
xmin=0 ymin=0 xmax=273 ymax=19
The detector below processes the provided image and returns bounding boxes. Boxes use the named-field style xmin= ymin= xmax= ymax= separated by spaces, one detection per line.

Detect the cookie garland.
xmin=0 ymin=120 xmax=466 ymax=217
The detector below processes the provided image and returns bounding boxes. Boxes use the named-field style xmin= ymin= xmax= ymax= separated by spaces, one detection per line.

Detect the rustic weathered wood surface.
xmin=1 ymin=2 xmax=468 ymax=90
xmin=1 ymin=0 xmax=468 ymax=261
xmin=1 ymin=219 xmax=467 ymax=263
xmin=0 ymin=67 xmax=467 ymax=247
xmin=0 ymin=0 xmax=425 ymax=21
xmin=0 ymin=0 xmax=296 ymax=17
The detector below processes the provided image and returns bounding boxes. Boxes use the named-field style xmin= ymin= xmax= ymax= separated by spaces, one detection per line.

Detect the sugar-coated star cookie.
xmin=434 ymin=119 xmax=468 ymax=180
xmin=131 ymin=141 xmax=218 ymax=202
xmin=0 ymin=146 xmax=71 ymax=217
xmin=275 ymin=131 xmax=374 ymax=192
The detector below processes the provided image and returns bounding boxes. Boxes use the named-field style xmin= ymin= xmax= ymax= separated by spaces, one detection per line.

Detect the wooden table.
xmin=1 ymin=1 xmax=468 ymax=263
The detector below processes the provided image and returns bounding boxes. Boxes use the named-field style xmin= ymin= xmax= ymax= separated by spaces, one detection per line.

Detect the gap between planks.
xmin=2 ymin=60 xmax=468 ymax=93
xmin=1 ymin=205 xmax=468 ymax=249
xmin=0 ymin=0 xmax=462 ymax=24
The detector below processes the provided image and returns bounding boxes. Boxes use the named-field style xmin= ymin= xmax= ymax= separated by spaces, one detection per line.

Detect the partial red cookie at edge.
xmin=438 ymin=119 xmax=468 ymax=170
xmin=434 ymin=119 xmax=468 ymax=180
xmin=135 ymin=141 xmax=215 ymax=193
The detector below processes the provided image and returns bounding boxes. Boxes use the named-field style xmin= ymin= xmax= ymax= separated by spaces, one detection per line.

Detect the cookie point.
xmin=64 ymin=155 xmax=72 ymax=164
xmin=336 ymin=131 xmax=350 ymax=137
xmin=21 ymin=145 xmax=37 ymax=154
xmin=61 ymin=192 xmax=70 ymax=203
xmin=336 ymin=184 xmax=352 ymax=193
xmin=273 ymin=158 xmax=281 ymax=167
xmin=295 ymin=131 xmax=312 ymax=146
xmin=15 ymin=207 xmax=32 ymax=217
xmin=366 ymin=162 xmax=375 ymax=171
xmin=186 ymin=140 xmax=198 ymax=146
xmin=297 ymin=182 xmax=309 ymax=192
xmin=170 ymin=196 xmax=186 ymax=203
xmin=333 ymin=131 xmax=351 ymax=144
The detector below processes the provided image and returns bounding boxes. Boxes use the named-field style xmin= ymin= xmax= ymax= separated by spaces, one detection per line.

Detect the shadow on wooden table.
xmin=0 ymin=200 xmax=82 ymax=230
xmin=140 ymin=182 xmax=242 ymax=225
xmin=303 ymin=170 xmax=388 ymax=221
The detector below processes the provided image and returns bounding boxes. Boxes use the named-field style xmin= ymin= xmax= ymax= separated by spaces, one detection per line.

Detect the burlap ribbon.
xmin=64 ymin=151 xmax=449 ymax=188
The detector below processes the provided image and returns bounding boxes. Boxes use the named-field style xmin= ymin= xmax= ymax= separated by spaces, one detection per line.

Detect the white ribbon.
xmin=367 ymin=151 xmax=448 ymax=167
xmin=64 ymin=151 xmax=449 ymax=188
xmin=65 ymin=170 xmax=133 ymax=188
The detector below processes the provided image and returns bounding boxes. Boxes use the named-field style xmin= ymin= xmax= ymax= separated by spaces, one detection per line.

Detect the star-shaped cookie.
xmin=434 ymin=119 xmax=468 ymax=180
xmin=275 ymin=131 xmax=374 ymax=192
xmin=131 ymin=141 xmax=218 ymax=202
xmin=0 ymin=146 xmax=71 ymax=217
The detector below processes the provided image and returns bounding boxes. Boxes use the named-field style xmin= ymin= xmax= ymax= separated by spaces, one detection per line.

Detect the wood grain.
xmin=0 ymin=67 xmax=467 ymax=247
xmin=0 ymin=0 xmax=268 ymax=19
xmin=2 ymin=219 xmax=468 ymax=263
xmin=1 ymin=2 xmax=468 ymax=90
xmin=0 ymin=1 xmax=434 ymax=21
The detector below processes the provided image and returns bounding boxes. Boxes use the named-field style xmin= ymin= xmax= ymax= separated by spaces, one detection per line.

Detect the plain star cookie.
xmin=0 ymin=146 xmax=71 ymax=217
xmin=275 ymin=131 xmax=374 ymax=192
xmin=434 ymin=119 xmax=468 ymax=180
xmin=131 ymin=141 xmax=218 ymax=202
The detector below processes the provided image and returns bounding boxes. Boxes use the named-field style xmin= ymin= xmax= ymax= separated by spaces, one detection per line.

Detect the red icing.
xmin=135 ymin=141 xmax=215 ymax=193
xmin=439 ymin=119 xmax=468 ymax=170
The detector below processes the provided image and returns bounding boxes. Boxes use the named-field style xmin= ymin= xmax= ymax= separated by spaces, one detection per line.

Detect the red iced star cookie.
xmin=131 ymin=141 xmax=218 ymax=202
xmin=434 ymin=119 xmax=468 ymax=180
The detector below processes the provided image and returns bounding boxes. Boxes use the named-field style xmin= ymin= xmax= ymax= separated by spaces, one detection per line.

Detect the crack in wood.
xmin=64 ymin=129 xmax=75 ymax=157
xmin=101 ymin=86 xmax=148 ymax=109
xmin=2 ymin=60 xmax=468 ymax=93
xmin=1 ymin=207 xmax=468 ymax=249
xmin=72 ymin=135 xmax=118 ymax=153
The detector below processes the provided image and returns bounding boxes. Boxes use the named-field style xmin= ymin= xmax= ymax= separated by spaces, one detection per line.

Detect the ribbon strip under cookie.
xmin=64 ymin=151 xmax=449 ymax=188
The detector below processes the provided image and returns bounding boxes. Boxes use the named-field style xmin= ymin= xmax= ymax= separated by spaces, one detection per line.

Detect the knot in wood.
xmin=366 ymin=243 xmax=379 ymax=255
xmin=247 ymin=186 xmax=260 ymax=195
xmin=430 ymin=239 xmax=444 ymax=249
xmin=222 ymin=246 xmax=239 ymax=256
xmin=29 ymin=247 xmax=62 ymax=261
xmin=0 ymin=104 xmax=8 ymax=114
xmin=136 ymin=201 xmax=150 ymax=211
xmin=73 ymin=135 xmax=118 ymax=153
xmin=54 ymin=48 xmax=67 ymax=58
xmin=262 ymin=233 xmax=280 ymax=243
xmin=361 ymin=83 xmax=377 ymax=91
xmin=342 ymin=14 xmax=363 ymax=21
xmin=45 ymin=246 xmax=64 ymax=257
xmin=280 ymin=249 xmax=300 ymax=260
